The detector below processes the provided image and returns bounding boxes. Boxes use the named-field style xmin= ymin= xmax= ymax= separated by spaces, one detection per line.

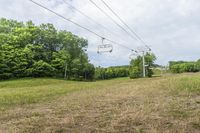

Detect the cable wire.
xmin=88 ymin=0 xmax=138 ymax=41
xmin=100 ymin=0 xmax=151 ymax=50
xmin=29 ymin=0 xmax=135 ymax=51
xmin=61 ymin=0 xmax=129 ymax=44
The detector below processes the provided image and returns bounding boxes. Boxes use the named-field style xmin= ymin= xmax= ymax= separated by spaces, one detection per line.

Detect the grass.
xmin=0 ymin=78 xmax=128 ymax=108
xmin=0 ymin=74 xmax=200 ymax=132
xmin=169 ymin=75 xmax=200 ymax=94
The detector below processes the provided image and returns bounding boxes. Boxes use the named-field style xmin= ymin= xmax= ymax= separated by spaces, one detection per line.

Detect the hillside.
xmin=0 ymin=74 xmax=200 ymax=132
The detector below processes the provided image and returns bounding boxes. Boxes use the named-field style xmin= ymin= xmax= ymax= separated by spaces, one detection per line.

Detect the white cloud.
xmin=0 ymin=0 xmax=200 ymax=67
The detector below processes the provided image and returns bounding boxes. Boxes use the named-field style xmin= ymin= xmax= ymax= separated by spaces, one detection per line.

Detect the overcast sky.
xmin=0 ymin=0 xmax=200 ymax=67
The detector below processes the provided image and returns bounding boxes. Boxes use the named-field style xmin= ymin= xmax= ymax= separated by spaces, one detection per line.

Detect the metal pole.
xmin=142 ymin=51 xmax=145 ymax=77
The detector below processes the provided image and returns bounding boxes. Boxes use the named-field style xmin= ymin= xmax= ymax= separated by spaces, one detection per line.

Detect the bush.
xmin=0 ymin=73 xmax=12 ymax=80
xmin=129 ymin=67 xmax=140 ymax=79
xmin=95 ymin=66 xmax=129 ymax=80
xmin=83 ymin=63 xmax=95 ymax=80
xmin=31 ymin=60 xmax=54 ymax=77
xmin=170 ymin=62 xmax=199 ymax=73
xmin=129 ymin=53 xmax=156 ymax=79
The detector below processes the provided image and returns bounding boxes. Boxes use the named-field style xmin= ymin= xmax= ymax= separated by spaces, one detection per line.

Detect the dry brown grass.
xmin=0 ymin=74 xmax=200 ymax=133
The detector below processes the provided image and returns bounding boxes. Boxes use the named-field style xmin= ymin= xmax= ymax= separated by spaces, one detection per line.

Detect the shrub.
xmin=31 ymin=60 xmax=54 ymax=77
xmin=129 ymin=67 xmax=140 ymax=79
xmin=170 ymin=62 xmax=199 ymax=73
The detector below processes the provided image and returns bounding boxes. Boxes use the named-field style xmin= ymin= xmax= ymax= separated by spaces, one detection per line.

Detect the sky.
xmin=0 ymin=0 xmax=200 ymax=67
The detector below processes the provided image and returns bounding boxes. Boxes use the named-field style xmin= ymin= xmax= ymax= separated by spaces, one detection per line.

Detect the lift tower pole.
xmin=142 ymin=51 xmax=145 ymax=77
xmin=137 ymin=46 xmax=151 ymax=78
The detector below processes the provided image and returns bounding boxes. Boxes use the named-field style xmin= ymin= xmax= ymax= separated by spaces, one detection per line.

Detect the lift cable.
xmin=29 ymin=0 xmax=136 ymax=52
xmin=88 ymin=0 xmax=138 ymax=41
xmin=100 ymin=0 xmax=151 ymax=50
xmin=61 ymin=0 xmax=130 ymax=44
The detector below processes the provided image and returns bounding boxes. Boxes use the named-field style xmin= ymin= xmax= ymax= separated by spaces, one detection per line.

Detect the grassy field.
xmin=0 ymin=74 xmax=200 ymax=133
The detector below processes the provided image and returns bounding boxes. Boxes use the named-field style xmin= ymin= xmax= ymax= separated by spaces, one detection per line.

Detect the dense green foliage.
xmin=0 ymin=18 xmax=159 ymax=81
xmin=0 ymin=18 xmax=94 ymax=80
xmin=95 ymin=66 xmax=129 ymax=80
xmin=169 ymin=61 xmax=200 ymax=73
xmin=129 ymin=53 xmax=156 ymax=79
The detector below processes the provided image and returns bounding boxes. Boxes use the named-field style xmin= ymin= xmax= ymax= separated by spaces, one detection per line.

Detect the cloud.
xmin=0 ymin=0 xmax=200 ymax=67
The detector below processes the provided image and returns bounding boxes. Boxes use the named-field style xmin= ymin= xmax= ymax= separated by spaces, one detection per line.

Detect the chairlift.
xmin=97 ymin=38 xmax=113 ymax=54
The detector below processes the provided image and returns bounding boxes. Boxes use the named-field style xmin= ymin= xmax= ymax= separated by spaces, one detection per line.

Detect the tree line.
xmin=95 ymin=53 xmax=157 ymax=80
xmin=0 ymin=18 xmax=157 ymax=80
xmin=169 ymin=60 xmax=200 ymax=73
xmin=0 ymin=18 xmax=95 ymax=80
xmin=95 ymin=66 xmax=129 ymax=80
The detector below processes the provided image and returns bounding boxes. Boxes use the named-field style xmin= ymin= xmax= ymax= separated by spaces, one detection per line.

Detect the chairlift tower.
xmin=137 ymin=45 xmax=151 ymax=78
xmin=142 ymin=51 xmax=145 ymax=77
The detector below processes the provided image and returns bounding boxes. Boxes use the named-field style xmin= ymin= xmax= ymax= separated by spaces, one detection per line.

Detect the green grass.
xmin=166 ymin=74 xmax=200 ymax=94
xmin=0 ymin=75 xmax=200 ymax=109
xmin=0 ymin=77 xmax=128 ymax=109
xmin=0 ymin=74 xmax=200 ymax=132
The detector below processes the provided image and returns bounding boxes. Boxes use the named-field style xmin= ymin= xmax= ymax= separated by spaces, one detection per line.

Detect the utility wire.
xmin=61 ymin=0 xmax=129 ymax=44
xmin=88 ymin=0 xmax=138 ymax=41
xmin=100 ymin=0 xmax=151 ymax=50
xmin=29 ymin=0 xmax=136 ymax=51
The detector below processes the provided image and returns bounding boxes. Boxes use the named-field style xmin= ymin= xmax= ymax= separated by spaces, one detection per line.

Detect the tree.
xmin=169 ymin=61 xmax=199 ymax=73
xmin=129 ymin=67 xmax=140 ymax=79
xmin=129 ymin=53 xmax=156 ymax=79
xmin=94 ymin=66 xmax=129 ymax=80
xmin=0 ymin=18 xmax=94 ymax=80
xmin=145 ymin=53 xmax=156 ymax=77
xmin=31 ymin=60 xmax=54 ymax=77
xmin=83 ymin=63 xmax=95 ymax=80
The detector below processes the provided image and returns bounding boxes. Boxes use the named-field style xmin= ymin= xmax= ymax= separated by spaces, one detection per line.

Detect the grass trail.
xmin=0 ymin=78 xmax=128 ymax=108
xmin=0 ymin=74 xmax=200 ymax=132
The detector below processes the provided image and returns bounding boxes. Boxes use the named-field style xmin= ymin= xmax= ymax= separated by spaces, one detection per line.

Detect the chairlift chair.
xmin=97 ymin=44 xmax=113 ymax=53
xmin=97 ymin=38 xmax=113 ymax=54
